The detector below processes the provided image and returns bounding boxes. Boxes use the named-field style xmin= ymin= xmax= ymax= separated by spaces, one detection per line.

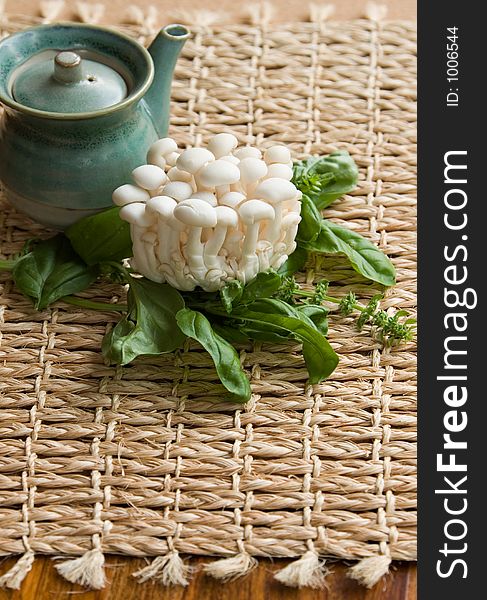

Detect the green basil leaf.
xmin=277 ymin=246 xmax=308 ymax=276
xmin=220 ymin=280 xmax=243 ymax=313
xmin=66 ymin=207 xmax=132 ymax=265
xmin=244 ymin=298 xmax=326 ymax=336
xmin=293 ymin=151 xmax=358 ymax=210
xmin=12 ymin=235 xmax=98 ymax=309
xmin=230 ymin=303 xmax=338 ymax=383
xmin=298 ymin=304 xmax=329 ymax=335
xmin=176 ymin=308 xmax=251 ymax=403
xmin=296 ymin=194 xmax=322 ymax=243
xmin=102 ymin=278 xmax=186 ymax=365
xmin=240 ymin=271 xmax=283 ymax=304
xmin=240 ymin=327 xmax=292 ymax=343
xmin=304 ymin=221 xmax=396 ymax=287
xmin=212 ymin=323 xmax=250 ymax=344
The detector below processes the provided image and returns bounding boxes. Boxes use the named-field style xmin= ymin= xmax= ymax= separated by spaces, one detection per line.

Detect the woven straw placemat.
xmin=0 ymin=2 xmax=417 ymax=591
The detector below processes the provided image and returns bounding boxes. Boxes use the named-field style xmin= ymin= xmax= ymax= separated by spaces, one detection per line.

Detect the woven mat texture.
xmin=0 ymin=9 xmax=417 ymax=564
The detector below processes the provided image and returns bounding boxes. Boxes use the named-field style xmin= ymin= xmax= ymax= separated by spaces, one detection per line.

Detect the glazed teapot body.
xmin=0 ymin=23 xmax=189 ymax=229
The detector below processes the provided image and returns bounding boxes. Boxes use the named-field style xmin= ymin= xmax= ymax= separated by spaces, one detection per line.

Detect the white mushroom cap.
xmin=176 ymin=148 xmax=215 ymax=174
xmin=220 ymin=155 xmax=240 ymax=165
xmin=146 ymin=195 xmax=177 ymax=218
xmin=146 ymin=150 xmax=166 ymax=169
xmin=148 ymin=138 xmax=179 ymax=157
xmin=161 ymin=181 xmax=194 ymax=202
xmin=281 ymin=212 xmax=302 ymax=228
xmin=165 ymin=151 xmax=180 ymax=167
xmin=234 ymin=147 xmax=262 ymax=160
xmin=238 ymin=157 xmax=268 ymax=186
xmin=214 ymin=205 xmax=238 ymax=227
xmin=132 ymin=165 xmax=167 ymax=190
xmin=265 ymin=163 xmax=293 ymax=181
xmin=264 ymin=145 xmax=292 ymax=165
xmin=207 ymin=133 xmax=238 ymax=158
xmin=219 ymin=191 xmax=246 ymax=208
xmin=190 ymin=191 xmax=218 ymax=206
xmin=174 ymin=198 xmax=218 ymax=227
xmin=119 ymin=202 xmax=154 ymax=227
xmin=167 ymin=166 xmax=193 ymax=183
xmin=239 ymin=199 xmax=275 ymax=224
xmin=254 ymin=178 xmax=298 ymax=203
xmin=113 ymin=184 xmax=151 ymax=206
xmin=198 ymin=160 xmax=241 ymax=188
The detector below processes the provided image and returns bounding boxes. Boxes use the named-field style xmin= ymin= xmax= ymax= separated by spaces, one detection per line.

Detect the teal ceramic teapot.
xmin=0 ymin=22 xmax=190 ymax=228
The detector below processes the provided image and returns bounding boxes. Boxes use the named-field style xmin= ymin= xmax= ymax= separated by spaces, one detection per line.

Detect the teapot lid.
xmin=12 ymin=51 xmax=128 ymax=113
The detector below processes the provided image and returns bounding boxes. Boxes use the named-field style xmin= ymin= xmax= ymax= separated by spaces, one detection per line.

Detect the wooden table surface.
xmin=0 ymin=557 xmax=416 ymax=599
xmin=1 ymin=1 xmax=416 ymax=598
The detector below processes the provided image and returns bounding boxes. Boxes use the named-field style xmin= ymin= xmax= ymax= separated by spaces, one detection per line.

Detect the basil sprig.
xmin=293 ymin=153 xmax=395 ymax=286
xmin=12 ymin=235 xmax=98 ymax=309
xmin=1 ymin=150 xmax=409 ymax=405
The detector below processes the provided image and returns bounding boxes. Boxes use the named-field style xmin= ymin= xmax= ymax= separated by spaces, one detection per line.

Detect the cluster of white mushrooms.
xmin=112 ymin=133 xmax=302 ymax=291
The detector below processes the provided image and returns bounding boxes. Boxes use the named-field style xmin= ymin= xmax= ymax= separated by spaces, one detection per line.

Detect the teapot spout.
xmin=145 ymin=24 xmax=190 ymax=137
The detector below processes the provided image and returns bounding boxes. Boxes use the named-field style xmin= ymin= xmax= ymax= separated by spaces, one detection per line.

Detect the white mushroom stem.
xmin=238 ymin=200 xmax=275 ymax=283
xmin=119 ymin=202 xmax=156 ymax=278
xmin=204 ymin=206 xmax=238 ymax=269
xmin=256 ymin=240 xmax=274 ymax=272
xmin=221 ymin=229 xmax=243 ymax=268
xmin=140 ymin=230 xmax=164 ymax=282
xmin=168 ymin=222 xmax=197 ymax=291
xmin=270 ymin=213 xmax=302 ymax=269
xmin=270 ymin=254 xmax=288 ymax=271
xmin=174 ymin=199 xmax=217 ymax=282
xmin=145 ymin=196 xmax=177 ymax=268
xmin=281 ymin=212 xmax=302 ymax=254
xmin=202 ymin=269 xmax=228 ymax=292
xmin=254 ymin=178 xmax=299 ymax=244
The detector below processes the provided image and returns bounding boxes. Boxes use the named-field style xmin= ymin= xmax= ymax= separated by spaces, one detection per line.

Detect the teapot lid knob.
xmin=54 ymin=51 xmax=83 ymax=84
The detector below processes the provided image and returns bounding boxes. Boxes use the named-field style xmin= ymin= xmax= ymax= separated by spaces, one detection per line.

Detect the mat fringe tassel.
xmin=348 ymin=555 xmax=392 ymax=588
xmin=133 ymin=551 xmax=190 ymax=586
xmin=0 ymin=550 xmax=35 ymax=590
xmin=365 ymin=2 xmax=388 ymax=21
xmin=75 ymin=1 xmax=105 ymax=23
xmin=204 ymin=552 xmax=258 ymax=581
xmin=309 ymin=3 xmax=335 ymax=23
xmin=169 ymin=8 xmax=222 ymax=27
xmin=246 ymin=2 xmax=274 ymax=26
xmin=124 ymin=5 xmax=159 ymax=32
xmin=39 ymin=0 xmax=65 ymax=21
xmin=274 ymin=551 xmax=328 ymax=589
xmin=55 ymin=549 xmax=106 ymax=590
